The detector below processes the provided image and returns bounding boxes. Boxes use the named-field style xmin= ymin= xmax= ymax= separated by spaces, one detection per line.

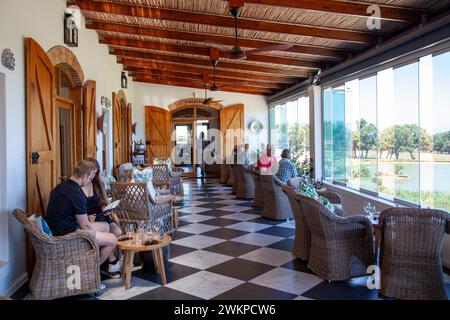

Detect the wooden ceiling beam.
xmin=132 ymin=74 xmax=274 ymax=93
xmin=86 ymin=21 xmax=347 ymax=59
xmin=244 ymin=0 xmax=426 ymax=23
xmin=115 ymin=50 xmax=311 ymax=77
xmin=124 ymin=66 xmax=296 ymax=84
xmin=132 ymin=77 xmax=271 ymax=96
xmin=128 ymin=72 xmax=284 ymax=89
xmin=72 ymin=0 xmax=378 ymax=44
xmin=102 ymin=37 xmax=323 ymax=69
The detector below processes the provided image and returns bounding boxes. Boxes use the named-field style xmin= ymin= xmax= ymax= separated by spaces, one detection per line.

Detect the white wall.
xmin=0 ymin=0 xmax=134 ymax=295
xmin=132 ymin=82 xmax=269 ymax=156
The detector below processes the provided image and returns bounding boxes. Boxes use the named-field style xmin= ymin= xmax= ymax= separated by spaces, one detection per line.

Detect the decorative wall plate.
xmin=1 ymin=49 xmax=15 ymax=71
xmin=249 ymin=120 xmax=264 ymax=134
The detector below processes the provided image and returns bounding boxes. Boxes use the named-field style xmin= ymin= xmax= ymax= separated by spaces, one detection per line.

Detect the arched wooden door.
xmin=26 ymin=38 xmax=56 ymax=215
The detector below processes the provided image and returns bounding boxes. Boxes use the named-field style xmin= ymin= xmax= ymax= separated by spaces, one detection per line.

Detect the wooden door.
xmin=113 ymin=92 xmax=123 ymax=170
xmin=26 ymin=38 xmax=56 ymax=215
xmin=83 ymin=80 xmax=97 ymax=159
xmin=55 ymin=99 xmax=76 ymax=183
xmin=220 ymin=104 xmax=245 ymax=162
xmin=145 ymin=106 xmax=172 ymax=163
xmin=124 ymin=103 xmax=133 ymax=163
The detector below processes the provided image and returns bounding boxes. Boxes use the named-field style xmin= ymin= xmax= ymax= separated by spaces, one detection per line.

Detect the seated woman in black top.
xmin=46 ymin=160 xmax=118 ymax=266
xmin=83 ymin=158 xmax=122 ymax=275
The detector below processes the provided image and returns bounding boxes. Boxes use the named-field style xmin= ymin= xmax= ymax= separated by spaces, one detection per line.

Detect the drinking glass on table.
xmin=363 ymin=202 xmax=377 ymax=220
xmin=136 ymin=220 xmax=145 ymax=245
xmin=126 ymin=224 xmax=134 ymax=238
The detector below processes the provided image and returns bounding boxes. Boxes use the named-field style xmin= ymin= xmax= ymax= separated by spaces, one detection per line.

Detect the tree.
xmin=359 ymin=120 xmax=378 ymax=158
xmin=433 ymin=131 xmax=450 ymax=154
xmin=379 ymin=124 xmax=432 ymax=160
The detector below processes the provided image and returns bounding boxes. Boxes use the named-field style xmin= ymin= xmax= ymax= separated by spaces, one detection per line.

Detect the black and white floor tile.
xmin=12 ymin=178 xmax=450 ymax=301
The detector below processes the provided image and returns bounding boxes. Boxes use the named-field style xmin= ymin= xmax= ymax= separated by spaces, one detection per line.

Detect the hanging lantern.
xmin=121 ymin=71 xmax=128 ymax=89
xmin=64 ymin=12 xmax=78 ymax=47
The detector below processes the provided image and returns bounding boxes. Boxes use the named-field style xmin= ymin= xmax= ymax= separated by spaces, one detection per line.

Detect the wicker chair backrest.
xmin=379 ymin=208 xmax=450 ymax=265
xmin=110 ymin=182 xmax=152 ymax=229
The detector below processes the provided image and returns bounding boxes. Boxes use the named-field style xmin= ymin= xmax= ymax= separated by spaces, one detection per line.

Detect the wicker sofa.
xmin=110 ymin=182 xmax=174 ymax=235
xmin=233 ymin=164 xmax=255 ymax=199
xmin=259 ymin=174 xmax=293 ymax=220
xmin=379 ymin=208 xmax=450 ymax=300
xmin=12 ymin=209 xmax=101 ymax=300
xmin=297 ymin=194 xmax=374 ymax=281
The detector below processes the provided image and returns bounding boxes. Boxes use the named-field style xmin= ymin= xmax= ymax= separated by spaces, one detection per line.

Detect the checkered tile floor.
xmin=13 ymin=179 xmax=450 ymax=300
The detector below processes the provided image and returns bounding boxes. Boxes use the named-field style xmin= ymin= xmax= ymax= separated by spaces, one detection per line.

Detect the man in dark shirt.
xmin=46 ymin=160 xmax=118 ymax=265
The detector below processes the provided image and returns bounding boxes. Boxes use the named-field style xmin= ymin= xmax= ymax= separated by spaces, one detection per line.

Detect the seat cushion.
xmin=297 ymin=182 xmax=335 ymax=214
xmin=29 ymin=214 xmax=53 ymax=236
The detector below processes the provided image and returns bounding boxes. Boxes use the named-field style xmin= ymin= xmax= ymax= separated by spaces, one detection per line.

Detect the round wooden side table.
xmin=117 ymin=234 xmax=172 ymax=289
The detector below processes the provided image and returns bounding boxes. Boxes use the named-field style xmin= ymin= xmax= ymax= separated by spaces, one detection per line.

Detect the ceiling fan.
xmin=201 ymin=73 xmax=223 ymax=105
xmin=227 ymin=0 xmax=294 ymax=60
xmin=187 ymin=48 xmax=248 ymax=95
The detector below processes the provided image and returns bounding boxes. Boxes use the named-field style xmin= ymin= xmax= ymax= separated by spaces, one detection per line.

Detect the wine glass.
xmin=363 ymin=202 xmax=376 ymax=220
xmin=125 ymin=224 xmax=135 ymax=240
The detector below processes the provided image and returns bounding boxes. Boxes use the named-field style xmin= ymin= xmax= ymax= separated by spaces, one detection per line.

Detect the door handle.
xmin=31 ymin=152 xmax=40 ymax=164
xmin=146 ymin=141 xmax=151 ymax=145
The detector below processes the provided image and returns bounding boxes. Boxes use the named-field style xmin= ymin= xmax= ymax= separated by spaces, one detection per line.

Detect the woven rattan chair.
xmin=259 ymin=174 xmax=294 ymax=220
xmin=228 ymin=164 xmax=237 ymax=194
xmin=220 ymin=164 xmax=230 ymax=184
xmin=379 ymin=208 xmax=450 ymax=300
xmin=249 ymin=167 xmax=264 ymax=208
xmin=233 ymin=164 xmax=255 ymax=199
xmin=287 ymin=178 xmax=343 ymax=205
xmin=297 ymin=194 xmax=374 ymax=281
xmin=282 ymin=182 xmax=310 ymax=260
xmin=110 ymin=182 xmax=174 ymax=235
xmin=151 ymin=164 xmax=183 ymax=196
xmin=12 ymin=209 xmax=101 ymax=300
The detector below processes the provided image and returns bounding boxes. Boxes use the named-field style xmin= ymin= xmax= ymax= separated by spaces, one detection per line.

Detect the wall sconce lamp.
xmin=64 ymin=12 xmax=79 ymax=47
xmin=121 ymin=71 xmax=128 ymax=89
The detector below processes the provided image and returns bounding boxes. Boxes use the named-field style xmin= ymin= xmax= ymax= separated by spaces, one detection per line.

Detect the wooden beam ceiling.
xmin=69 ymin=0 xmax=439 ymax=95
xmin=102 ymin=37 xmax=323 ymax=69
xmin=128 ymin=72 xmax=284 ymax=90
xmin=123 ymin=66 xmax=296 ymax=85
xmin=72 ymin=0 xmax=379 ymax=44
xmin=132 ymin=77 xmax=271 ymax=96
xmin=115 ymin=50 xmax=311 ymax=77
xmin=244 ymin=0 xmax=426 ymax=23
xmin=87 ymin=21 xmax=348 ymax=60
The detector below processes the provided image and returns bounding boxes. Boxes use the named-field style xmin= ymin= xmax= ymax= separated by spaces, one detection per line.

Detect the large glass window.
xmin=323 ymin=51 xmax=450 ymax=211
xmin=269 ymin=95 xmax=310 ymax=161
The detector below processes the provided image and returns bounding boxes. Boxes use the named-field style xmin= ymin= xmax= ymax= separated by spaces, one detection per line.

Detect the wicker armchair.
xmin=379 ymin=208 xmax=450 ymax=300
xmin=297 ymin=194 xmax=374 ymax=281
xmin=12 ymin=209 xmax=101 ymax=300
xmin=287 ymin=178 xmax=343 ymax=205
xmin=282 ymin=183 xmax=310 ymax=260
xmin=220 ymin=164 xmax=230 ymax=184
xmin=233 ymin=165 xmax=255 ymax=199
xmin=110 ymin=182 xmax=174 ymax=235
xmin=151 ymin=164 xmax=183 ymax=196
xmin=259 ymin=174 xmax=294 ymax=220
xmin=249 ymin=167 xmax=264 ymax=208
xmin=228 ymin=164 xmax=237 ymax=194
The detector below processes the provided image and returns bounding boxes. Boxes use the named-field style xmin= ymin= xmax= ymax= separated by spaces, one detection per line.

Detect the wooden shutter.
xmin=145 ymin=106 xmax=172 ymax=163
xmin=26 ymin=38 xmax=56 ymax=215
xmin=113 ymin=92 xmax=122 ymax=171
xmin=83 ymin=80 xmax=97 ymax=159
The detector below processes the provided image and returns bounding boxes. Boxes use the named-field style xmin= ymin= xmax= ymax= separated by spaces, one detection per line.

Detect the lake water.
xmin=378 ymin=162 xmax=450 ymax=192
